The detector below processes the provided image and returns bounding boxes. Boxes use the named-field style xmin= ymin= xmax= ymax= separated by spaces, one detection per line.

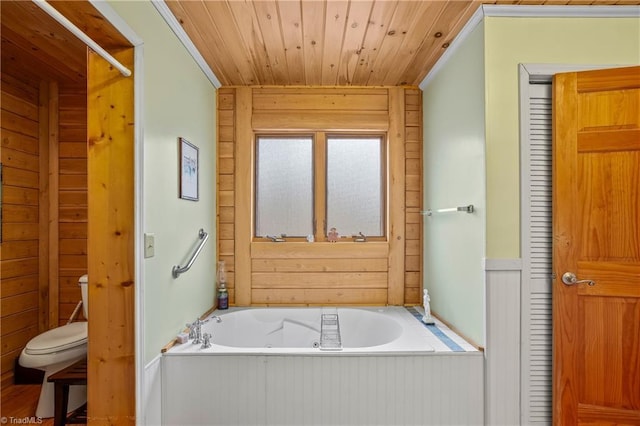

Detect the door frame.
xmin=84 ymin=2 xmax=145 ymax=421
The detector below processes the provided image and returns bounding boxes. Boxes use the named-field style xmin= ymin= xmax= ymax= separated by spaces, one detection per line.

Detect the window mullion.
xmin=314 ymin=132 xmax=327 ymax=241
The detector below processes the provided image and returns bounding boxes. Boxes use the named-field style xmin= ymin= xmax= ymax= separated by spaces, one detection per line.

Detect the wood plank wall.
xmin=217 ymin=87 xmax=422 ymax=306
xmin=404 ymin=89 xmax=423 ymax=304
xmin=57 ymin=84 xmax=88 ymax=325
xmin=1 ymin=73 xmax=42 ymax=388
xmin=1 ymin=74 xmax=87 ymax=388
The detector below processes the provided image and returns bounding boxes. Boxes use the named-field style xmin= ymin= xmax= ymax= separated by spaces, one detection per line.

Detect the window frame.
xmin=253 ymin=133 xmax=316 ymax=241
xmin=324 ymin=133 xmax=387 ymax=240
xmin=253 ymin=131 xmax=387 ymax=242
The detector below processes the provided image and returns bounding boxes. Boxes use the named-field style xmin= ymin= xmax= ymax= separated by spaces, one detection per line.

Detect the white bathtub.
xmin=163 ymin=306 xmax=483 ymax=425
xmin=169 ymin=306 xmax=435 ymax=354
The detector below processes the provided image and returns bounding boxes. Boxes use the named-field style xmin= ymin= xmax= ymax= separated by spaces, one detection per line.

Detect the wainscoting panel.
xmin=484 ymin=259 xmax=522 ymax=426
xmin=143 ymin=355 xmax=162 ymax=426
xmin=163 ymin=353 xmax=484 ymax=425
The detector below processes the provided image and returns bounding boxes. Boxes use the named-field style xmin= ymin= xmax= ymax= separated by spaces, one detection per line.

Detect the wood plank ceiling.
xmin=166 ymin=0 xmax=639 ymax=87
xmin=1 ymin=0 xmax=131 ymax=87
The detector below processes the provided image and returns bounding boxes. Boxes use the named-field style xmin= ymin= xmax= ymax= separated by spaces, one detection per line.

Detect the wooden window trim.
xmin=254 ymin=131 xmax=387 ymax=243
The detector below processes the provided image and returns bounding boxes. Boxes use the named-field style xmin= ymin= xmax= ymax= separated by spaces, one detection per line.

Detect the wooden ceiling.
xmin=1 ymin=1 xmax=637 ymax=88
xmin=166 ymin=0 xmax=639 ymax=87
xmin=1 ymin=1 xmax=131 ymax=87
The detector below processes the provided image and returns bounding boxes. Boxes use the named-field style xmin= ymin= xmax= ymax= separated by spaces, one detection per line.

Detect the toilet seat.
xmin=24 ymin=322 xmax=87 ymax=355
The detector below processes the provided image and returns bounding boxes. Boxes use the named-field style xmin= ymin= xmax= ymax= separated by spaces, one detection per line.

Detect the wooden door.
xmin=552 ymin=66 xmax=640 ymax=425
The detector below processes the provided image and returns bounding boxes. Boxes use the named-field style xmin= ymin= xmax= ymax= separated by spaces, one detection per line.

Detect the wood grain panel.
xmin=220 ymin=86 xmax=422 ymax=306
xmin=252 ymin=242 xmax=389 ymax=259
xmin=382 ymin=2 xmax=447 ymax=86
xmin=252 ymin=110 xmax=389 ymax=131
xmin=387 ymin=87 xmax=405 ymax=305
xmin=252 ymin=258 xmax=388 ymax=272
xmin=58 ymin=191 xmax=87 ymax=205
xmin=1 ymin=90 xmax=38 ymax=121
xmin=87 ymin=48 xmax=136 ymax=425
xmin=1 ymin=223 xmax=38 ymax=241
xmin=219 ymin=175 xmax=234 ymax=192
xmin=2 ymin=205 xmax=39 ymax=223
xmin=1 ymin=326 xmax=38 ymax=369
xmin=1 ymin=129 xmax=38 ymax=155
xmin=253 ymin=89 xmax=389 ymax=111
xmin=252 ymin=272 xmax=388 ymax=288
xmin=1 ymin=292 xmax=39 ymax=318
xmin=404 ymin=89 xmax=422 ymax=304
xmin=59 ymin=142 xmax=87 ymax=158
xmin=1 ymin=241 xmax=38 ymax=260
xmin=1 ymin=109 xmax=38 ymax=138
xmin=235 ymin=87 xmax=253 ymax=305
xmin=350 ymin=0 xmax=398 ymax=85
xmin=1 ymin=73 xmax=43 ymax=387
xmin=56 ymin=81 xmax=87 ymax=325
xmin=1 ymin=74 xmax=38 ymax=104
xmin=1 ymin=310 xmax=38 ymax=337
xmin=251 ymin=288 xmax=388 ymax=305
xmin=1 ymin=167 xmax=38 ymax=189
xmin=300 ymin=1 xmax=325 ymax=85
xmin=2 ymin=149 xmax=38 ymax=172
xmin=1 ymin=276 xmax=39 ymax=299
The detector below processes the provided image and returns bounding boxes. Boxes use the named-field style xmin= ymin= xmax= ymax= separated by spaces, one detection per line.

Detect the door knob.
xmin=561 ymin=272 xmax=595 ymax=286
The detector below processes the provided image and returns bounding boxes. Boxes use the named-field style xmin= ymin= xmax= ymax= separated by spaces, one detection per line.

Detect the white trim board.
xmin=89 ymin=0 xmax=143 ymax=47
xmin=152 ymin=0 xmax=222 ymax=89
xmin=483 ymin=258 xmax=522 ymax=271
xmin=419 ymin=4 xmax=640 ymax=90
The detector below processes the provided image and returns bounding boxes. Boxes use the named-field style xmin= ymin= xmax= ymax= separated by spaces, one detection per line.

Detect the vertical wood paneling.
xmin=219 ymin=87 xmax=422 ymax=306
xmin=87 ymin=48 xmax=136 ymax=425
xmin=38 ymin=81 xmax=51 ymax=333
xmin=387 ymin=87 xmax=405 ymax=305
xmin=404 ymin=88 xmax=422 ymax=305
xmin=234 ymin=87 xmax=253 ymax=305
xmin=217 ymin=88 xmax=236 ymax=303
xmin=1 ymin=72 xmax=42 ymax=387
xmin=163 ymin=353 xmax=484 ymax=425
xmin=485 ymin=265 xmax=522 ymax=426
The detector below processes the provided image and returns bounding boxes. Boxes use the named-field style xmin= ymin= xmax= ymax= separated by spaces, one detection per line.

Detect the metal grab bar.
xmin=172 ymin=229 xmax=209 ymax=278
xmin=420 ymin=204 xmax=474 ymax=216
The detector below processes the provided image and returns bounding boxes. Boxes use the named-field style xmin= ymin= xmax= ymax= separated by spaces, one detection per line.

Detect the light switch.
xmin=144 ymin=233 xmax=155 ymax=258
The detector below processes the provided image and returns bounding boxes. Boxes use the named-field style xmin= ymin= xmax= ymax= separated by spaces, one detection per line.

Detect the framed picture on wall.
xmin=179 ymin=137 xmax=199 ymax=201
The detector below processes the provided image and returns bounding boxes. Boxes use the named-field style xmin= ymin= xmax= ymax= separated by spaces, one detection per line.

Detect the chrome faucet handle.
xmin=185 ymin=321 xmax=197 ymax=340
xmin=210 ymin=316 xmax=222 ymax=323
xmin=191 ymin=319 xmax=204 ymax=344
xmin=201 ymin=333 xmax=212 ymax=349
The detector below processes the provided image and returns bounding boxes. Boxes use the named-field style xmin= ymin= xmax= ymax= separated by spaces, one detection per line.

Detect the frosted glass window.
xmin=327 ymin=137 xmax=384 ymax=236
xmin=255 ymin=136 xmax=313 ymax=237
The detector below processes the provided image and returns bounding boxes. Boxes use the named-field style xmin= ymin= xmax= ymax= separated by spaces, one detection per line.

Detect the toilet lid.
xmin=25 ymin=322 xmax=88 ymax=355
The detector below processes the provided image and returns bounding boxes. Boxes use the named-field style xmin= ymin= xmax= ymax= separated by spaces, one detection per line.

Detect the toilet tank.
xmin=78 ymin=274 xmax=89 ymax=319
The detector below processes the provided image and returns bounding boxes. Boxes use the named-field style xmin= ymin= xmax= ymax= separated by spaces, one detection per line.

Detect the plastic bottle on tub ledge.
xmin=217 ymin=260 xmax=229 ymax=310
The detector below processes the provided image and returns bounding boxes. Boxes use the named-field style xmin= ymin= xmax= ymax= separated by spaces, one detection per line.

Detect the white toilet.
xmin=19 ymin=274 xmax=89 ymax=418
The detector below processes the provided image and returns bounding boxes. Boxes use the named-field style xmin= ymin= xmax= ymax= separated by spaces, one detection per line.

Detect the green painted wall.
xmin=423 ymin=14 xmax=640 ymax=346
xmin=423 ymin=22 xmax=486 ymax=346
xmin=108 ymin=0 xmax=217 ymax=365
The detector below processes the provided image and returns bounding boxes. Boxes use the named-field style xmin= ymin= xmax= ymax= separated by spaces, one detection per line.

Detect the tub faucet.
xmin=185 ymin=320 xmax=198 ymax=340
xmin=187 ymin=316 xmax=221 ymax=344
xmin=201 ymin=333 xmax=212 ymax=349
xmin=188 ymin=318 xmax=207 ymax=344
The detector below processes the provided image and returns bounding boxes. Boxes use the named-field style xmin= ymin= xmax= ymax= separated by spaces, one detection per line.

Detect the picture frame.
xmin=179 ymin=137 xmax=199 ymax=201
